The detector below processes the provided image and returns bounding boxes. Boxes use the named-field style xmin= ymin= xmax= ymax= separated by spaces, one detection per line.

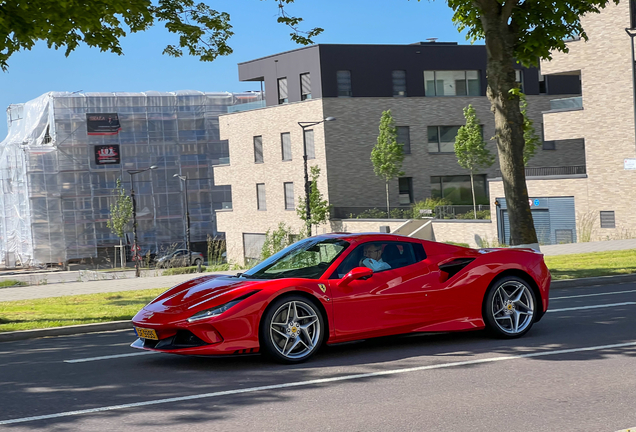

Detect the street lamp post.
xmin=173 ymin=174 xmax=191 ymax=267
xmin=298 ymin=117 xmax=335 ymax=236
xmin=128 ymin=165 xmax=157 ymax=277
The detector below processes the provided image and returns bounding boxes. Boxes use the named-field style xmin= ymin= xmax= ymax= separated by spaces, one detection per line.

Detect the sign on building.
xmin=624 ymin=158 xmax=636 ymax=170
xmin=86 ymin=113 xmax=121 ymax=135
xmin=94 ymin=145 xmax=121 ymax=165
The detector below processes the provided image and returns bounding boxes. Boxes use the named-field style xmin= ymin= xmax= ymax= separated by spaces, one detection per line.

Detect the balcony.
xmin=495 ymin=165 xmax=586 ymax=178
xmin=227 ymin=100 xmax=266 ymax=113
xmin=548 ymin=96 xmax=583 ymax=112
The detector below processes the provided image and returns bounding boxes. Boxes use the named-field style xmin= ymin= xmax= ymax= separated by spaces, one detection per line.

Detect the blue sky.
xmin=0 ymin=0 xmax=473 ymax=139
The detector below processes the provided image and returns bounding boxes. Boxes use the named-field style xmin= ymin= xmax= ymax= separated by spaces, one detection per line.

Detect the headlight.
xmin=187 ymin=299 xmax=244 ymax=323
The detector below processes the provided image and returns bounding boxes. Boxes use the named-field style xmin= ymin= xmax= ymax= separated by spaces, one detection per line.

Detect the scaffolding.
xmin=1 ymin=90 xmax=264 ymax=267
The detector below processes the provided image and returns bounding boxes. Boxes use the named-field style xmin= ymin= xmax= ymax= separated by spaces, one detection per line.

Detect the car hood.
xmin=142 ymin=274 xmax=264 ymax=315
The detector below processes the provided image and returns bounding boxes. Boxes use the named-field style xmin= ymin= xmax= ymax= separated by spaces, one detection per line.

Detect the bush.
xmin=206 ymin=264 xmax=230 ymax=272
xmin=162 ymin=266 xmax=207 ymax=276
xmin=355 ymin=208 xmax=388 ymax=219
xmin=443 ymin=241 xmax=470 ymax=248
xmin=412 ymin=198 xmax=452 ymax=218
xmin=261 ymin=223 xmax=303 ymax=260
xmin=456 ymin=209 xmax=491 ymax=220
xmin=0 ymin=279 xmax=27 ymax=288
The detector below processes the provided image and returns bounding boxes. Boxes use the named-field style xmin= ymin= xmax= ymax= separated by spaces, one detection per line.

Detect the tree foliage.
xmin=455 ymin=105 xmax=495 ymax=174
xmin=454 ymin=104 xmax=495 ymax=218
xmin=520 ymin=94 xmax=540 ymax=166
xmin=297 ymin=165 xmax=331 ymax=235
xmin=261 ymin=222 xmax=301 ymax=260
xmin=371 ymin=110 xmax=404 ymax=216
xmin=106 ymin=179 xmax=133 ymax=239
xmin=0 ymin=0 xmax=322 ymax=71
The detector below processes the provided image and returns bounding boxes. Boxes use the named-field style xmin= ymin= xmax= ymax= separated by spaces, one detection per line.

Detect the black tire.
xmin=194 ymin=258 xmax=202 ymax=266
xmin=484 ymin=275 xmax=537 ymax=338
xmin=260 ymin=295 xmax=324 ymax=364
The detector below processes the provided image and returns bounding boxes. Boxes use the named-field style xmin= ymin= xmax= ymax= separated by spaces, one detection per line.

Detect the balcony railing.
xmin=227 ymin=100 xmax=266 ymax=113
xmin=549 ymin=96 xmax=583 ymax=111
xmin=496 ymin=165 xmax=586 ymax=178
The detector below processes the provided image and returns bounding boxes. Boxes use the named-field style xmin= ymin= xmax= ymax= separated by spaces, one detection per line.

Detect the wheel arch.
xmin=482 ymin=269 xmax=544 ymax=322
xmin=258 ymin=290 xmax=331 ymax=347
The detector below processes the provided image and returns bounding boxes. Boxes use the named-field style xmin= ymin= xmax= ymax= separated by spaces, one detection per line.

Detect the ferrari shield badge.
xmin=318 ymin=283 xmax=327 ymax=293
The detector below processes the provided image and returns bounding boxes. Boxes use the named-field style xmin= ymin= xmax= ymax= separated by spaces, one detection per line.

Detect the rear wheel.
xmin=260 ymin=295 xmax=324 ymax=364
xmin=193 ymin=258 xmax=202 ymax=266
xmin=484 ymin=276 xmax=537 ymax=338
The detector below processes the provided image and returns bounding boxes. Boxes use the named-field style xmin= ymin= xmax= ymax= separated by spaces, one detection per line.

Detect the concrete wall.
xmin=430 ymin=220 xmax=497 ymax=248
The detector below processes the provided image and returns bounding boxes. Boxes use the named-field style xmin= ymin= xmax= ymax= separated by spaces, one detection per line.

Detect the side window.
xmin=332 ymin=241 xmax=425 ymax=278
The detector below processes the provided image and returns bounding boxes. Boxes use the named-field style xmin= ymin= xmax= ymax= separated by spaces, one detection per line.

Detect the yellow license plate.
xmin=135 ymin=327 xmax=158 ymax=340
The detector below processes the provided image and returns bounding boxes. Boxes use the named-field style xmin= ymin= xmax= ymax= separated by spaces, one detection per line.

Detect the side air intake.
xmin=439 ymin=258 xmax=475 ymax=279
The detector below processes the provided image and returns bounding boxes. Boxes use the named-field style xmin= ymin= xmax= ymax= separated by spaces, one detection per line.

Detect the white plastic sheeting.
xmin=1 ymin=91 xmax=264 ymax=266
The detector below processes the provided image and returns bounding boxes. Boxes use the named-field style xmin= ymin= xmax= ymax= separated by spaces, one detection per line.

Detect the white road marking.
xmin=551 ymin=289 xmax=636 ymax=300
xmin=64 ymin=352 xmax=158 ymax=363
xmin=3 ymin=341 xmax=636 ymax=425
xmin=548 ymin=302 xmax=636 ymax=313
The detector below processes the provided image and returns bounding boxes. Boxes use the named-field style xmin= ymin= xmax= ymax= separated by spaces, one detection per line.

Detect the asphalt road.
xmin=1 ymin=282 xmax=635 ymax=431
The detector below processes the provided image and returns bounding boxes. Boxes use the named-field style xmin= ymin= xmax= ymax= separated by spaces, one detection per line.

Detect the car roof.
xmin=314 ymin=232 xmax=423 ymax=243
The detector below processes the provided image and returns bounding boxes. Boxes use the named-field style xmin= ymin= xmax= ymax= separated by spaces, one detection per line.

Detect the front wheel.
xmin=260 ymin=295 xmax=324 ymax=364
xmin=484 ymin=276 xmax=537 ymax=338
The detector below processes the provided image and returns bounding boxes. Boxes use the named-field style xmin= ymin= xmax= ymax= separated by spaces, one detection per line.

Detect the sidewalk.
xmin=0 ymin=271 xmax=238 ymax=302
xmin=540 ymin=238 xmax=636 ymax=256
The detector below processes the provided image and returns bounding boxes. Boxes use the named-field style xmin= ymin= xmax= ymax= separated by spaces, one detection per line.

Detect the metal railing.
xmin=435 ymin=205 xmax=490 ymax=220
xmin=496 ymin=165 xmax=586 ymax=178
xmin=549 ymin=96 xmax=583 ymax=111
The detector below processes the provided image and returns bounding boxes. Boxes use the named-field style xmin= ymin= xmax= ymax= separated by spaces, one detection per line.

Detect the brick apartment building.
xmin=215 ymin=43 xmax=583 ymax=264
xmin=489 ymin=0 xmax=636 ymax=246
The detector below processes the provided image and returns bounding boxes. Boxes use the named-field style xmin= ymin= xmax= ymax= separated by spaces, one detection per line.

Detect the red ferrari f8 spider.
xmin=131 ymin=233 xmax=550 ymax=363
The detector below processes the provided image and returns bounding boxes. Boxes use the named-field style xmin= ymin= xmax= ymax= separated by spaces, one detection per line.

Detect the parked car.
xmin=156 ymin=249 xmax=204 ymax=268
xmin=132 ymin=233 xmax=550 ymax=363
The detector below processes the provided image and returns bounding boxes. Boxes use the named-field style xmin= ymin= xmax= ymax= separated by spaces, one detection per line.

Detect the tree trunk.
xmin=470 ymin=172 xmax=477 ymax=219
xmin=385 ymin=182 xmax=390 ymax=218
xmin=480 ymin=6 xmax=538 ymax=246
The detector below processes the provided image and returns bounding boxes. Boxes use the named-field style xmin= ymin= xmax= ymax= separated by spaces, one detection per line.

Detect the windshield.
xmin=241 ymin=237 xmax=350 ymax=280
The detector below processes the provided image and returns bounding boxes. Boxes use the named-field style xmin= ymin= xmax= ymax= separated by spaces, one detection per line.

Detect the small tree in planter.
xmin=297 ymin=166 xmax=331 ymax=236
xmin=371 ymin=110 xmax=404 ymax=216
xmin=106 ymin=179 xmax=133 ymax=268
xmin=454 ymin=105 xmax=495 ymax=219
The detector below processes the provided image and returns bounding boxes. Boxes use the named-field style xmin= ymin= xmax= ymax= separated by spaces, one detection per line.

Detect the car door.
xmin=328 ymin=240 xmax=436 ymax=341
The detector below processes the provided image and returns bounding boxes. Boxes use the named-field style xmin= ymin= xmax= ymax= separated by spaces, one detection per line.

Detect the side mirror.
xmin=338 ymin=267 xmax=373 ymax=287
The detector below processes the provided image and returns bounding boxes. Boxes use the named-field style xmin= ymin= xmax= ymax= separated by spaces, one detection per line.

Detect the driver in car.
xmin=360 ymin=243 xmax=391 ymax=271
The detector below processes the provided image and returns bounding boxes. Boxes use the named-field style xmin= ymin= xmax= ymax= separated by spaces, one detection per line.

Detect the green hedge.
xmin=162 ymin=266 xmax=207 ymax=276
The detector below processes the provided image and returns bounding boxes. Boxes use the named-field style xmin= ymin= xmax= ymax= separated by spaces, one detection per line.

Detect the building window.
xmin=424 ymin=70 xmax=480 ymax=96
xmin=428 ymin=126 xmax=460 ymax=153
xmin=284 ymin=182 xmax=295 ymax=210
xmin=300 ymin=73 xmax=312 ymax=100
xmin=253 ymin=136 xmax=264 ymax=163
xmin=600 ymin=211 xmax=615 ymax=228
xmin=281 ymin=132 xmax=292 ymax=161
xmin=243 ymin=233 xmax=266 ymax=265
xmin=304 ymin=129 xmax=315 ymax=159
xmin=392 ymin=70 xmax=407 ymax=97
xmin=398 ymin=177 xmax=413 ymax=204
xmin=256 ymin=183 xmax=266 ymax=210
xmin=515 ymin=70 xmax=524 ymax=93
xmin=396 ymin=126 xmax=411 ymax=154
xmin=337 ymin=70 xmax=352 ymax=97
xmin=431 ymin=175 xmax=488 ymax=205
xmin=278 ymin=77 xmax=288 ymax=104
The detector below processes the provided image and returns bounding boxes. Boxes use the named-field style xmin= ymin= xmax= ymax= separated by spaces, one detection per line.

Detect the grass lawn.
xmin=0 ymin=288 xmax=165 ymax=332
xmin=0 ymin=280 xmax=27 ymax=288
xmin=545 ymin=249 xmax=636 ymax=280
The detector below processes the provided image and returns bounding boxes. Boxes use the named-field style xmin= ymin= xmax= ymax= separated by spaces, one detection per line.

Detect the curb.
xmin=551 ymin=273 xmax=636 ymax=289
xmin=2 ymin=273 xmax=636 ymax=343
xmin=0 ymin=320 xmax=132 ymax=342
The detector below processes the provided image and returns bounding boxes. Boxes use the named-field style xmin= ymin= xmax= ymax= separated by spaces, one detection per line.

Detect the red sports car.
xmin=131 ymin=233 xmax=550 ymax=363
